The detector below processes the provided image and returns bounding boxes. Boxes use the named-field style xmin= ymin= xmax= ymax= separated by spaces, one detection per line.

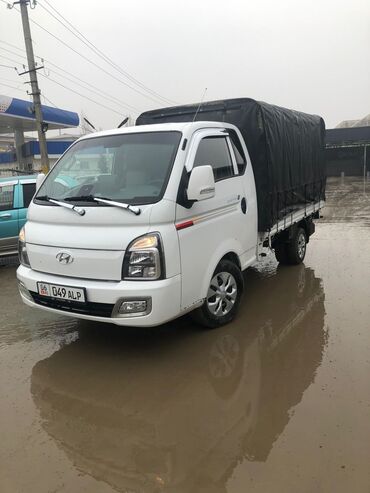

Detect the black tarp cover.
xmin=136 ymin=98 xmax=326 ymax=231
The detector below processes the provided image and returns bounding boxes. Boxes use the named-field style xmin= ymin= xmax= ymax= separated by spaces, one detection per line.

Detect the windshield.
xmin=36 ymin=131 xmax=182 ymax=205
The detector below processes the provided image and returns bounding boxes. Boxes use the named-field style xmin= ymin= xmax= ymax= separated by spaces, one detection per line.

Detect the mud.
xmin=0 ymin=177 xmax=369 ymax=493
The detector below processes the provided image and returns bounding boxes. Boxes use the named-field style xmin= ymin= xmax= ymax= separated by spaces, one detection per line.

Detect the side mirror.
xmin=36 ymin=173 xmax=45 ymax=191
xmin=187 ymin=165 xmax=215 ymax=201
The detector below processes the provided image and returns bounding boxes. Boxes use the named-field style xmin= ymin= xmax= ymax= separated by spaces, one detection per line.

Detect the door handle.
xmin=0 ymin=213 xmax=11 ymax=219
xmin=241 ymin=197 xmax=247 ymax=214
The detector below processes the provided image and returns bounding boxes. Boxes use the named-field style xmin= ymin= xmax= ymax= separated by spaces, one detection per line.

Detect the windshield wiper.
xmin=36 ymin=195 xmax=85 ymax=216
xmin=64 ymin=194 xmax=141 ymax=215
xmin=38 ymin=194 xmax=140 ymax=216
xmin=93 ymin=197 xmax=141 ymax=215
xmin=64 ymin=195 xmax=96 ymax=203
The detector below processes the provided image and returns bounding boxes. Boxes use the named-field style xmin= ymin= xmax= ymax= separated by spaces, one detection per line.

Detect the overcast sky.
xmin=0 ymin=0 xmax=369 ymax=134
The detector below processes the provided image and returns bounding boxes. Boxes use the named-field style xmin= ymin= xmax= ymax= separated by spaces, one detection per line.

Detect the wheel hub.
xmin=207 ymin=271 xmax=238 ymax=317
xmin=297 ymin=233 xmax=306 ymax=258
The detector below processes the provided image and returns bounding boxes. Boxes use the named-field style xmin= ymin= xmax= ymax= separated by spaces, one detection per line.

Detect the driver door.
xmin=175 ymin=130 xmax=254 ymax=311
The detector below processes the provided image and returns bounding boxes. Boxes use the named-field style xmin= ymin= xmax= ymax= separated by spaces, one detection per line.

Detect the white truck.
xmin=17 ymin=98 xmax=326 ymax=328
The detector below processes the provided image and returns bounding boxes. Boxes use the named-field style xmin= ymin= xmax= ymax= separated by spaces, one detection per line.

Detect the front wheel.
xmin=191 ymin=259 xmax=244 ymax=329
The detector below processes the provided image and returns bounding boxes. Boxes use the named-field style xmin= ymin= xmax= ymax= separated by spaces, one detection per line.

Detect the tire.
xmin=286 ymin=227 xmax=307 ymax=264
xmin=274 ymin=242 xmax=288 ymax=264
xmin=191 ymin=259 xmax=244 ymax=329
xmin=275 ymin=227 xmax=307 ymax=265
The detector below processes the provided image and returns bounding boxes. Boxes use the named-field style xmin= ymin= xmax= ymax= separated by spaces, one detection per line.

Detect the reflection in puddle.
xmin=31 ymin=264 xmax=326 ymax=493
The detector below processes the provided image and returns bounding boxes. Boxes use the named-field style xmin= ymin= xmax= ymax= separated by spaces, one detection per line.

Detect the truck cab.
xmin=17 ymin=122 xmax=258 ymax=327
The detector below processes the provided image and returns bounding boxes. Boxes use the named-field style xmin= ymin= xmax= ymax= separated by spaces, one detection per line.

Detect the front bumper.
xmin=17 ymin=265 xmax=182 ymax=327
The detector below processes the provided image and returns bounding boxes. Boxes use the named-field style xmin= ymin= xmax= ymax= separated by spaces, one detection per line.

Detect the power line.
xmin=39 ymin=0 xmax=176 ymax=106
xmin=0 ymin=53 xmax=25 ymax=66
xmin=0 ymin=77 xmax=55 ymax=107
xmin=18 ymin=7 xmax=171 ymax=106
xmin=0 ymin=40 xmax=24 ymax=54
xmin=45 ymin=68 xmax=138 ymax=113
xmin=41 ymin=93 xmax=58 ymax=107
xmin=0 ymin=45 xmax=27 ymax=62
xmin=1 ymin=1 xmax=155 ymax=107
xmin=38 ymin=73 xmax=130 ymax=117
xmin=0 ymin=75 xmax=22 ymax=84
xmin=1 ymin=3 xmax=174 ymax=109
xmin=0 ymin=81 xmax=25 ymax=93
xmin=0 ymin=74 xmax=92 ymax=116
xmin=0 ymin=40 xmax=140 ymax=111
xmin=0 ymin=53 xmax=134 ymax=119
xmin=0 ymin=44 xmax=140 ymax=113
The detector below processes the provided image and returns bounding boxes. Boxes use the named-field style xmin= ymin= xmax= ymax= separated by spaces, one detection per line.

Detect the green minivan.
xmin=0 ymin=175 xmax=36 ymax=257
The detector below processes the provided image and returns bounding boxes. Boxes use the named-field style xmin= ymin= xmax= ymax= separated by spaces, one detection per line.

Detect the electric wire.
xmin=0 ymin=53 xmax=133 ymax=118
xmin=0 ymin=40 xmax=140 ymax=111
xmin=0 ymin=45 xmax=139 ymax=113
xmin=0 ymin=75 xmax=22 ymax=84
xmin=0 ymin=81 xmax=25 ymax=93
xmin=0 ymin=53 xmax=24 ymax=66
xmin=24 ymin=10 xmax=171 ymax=106
xmin=0 ymin=45 xmax=27 ymax=63
xmin=0 ymin=40 xmax=24 ymax=54
xmin=1 ymin=0 xmax=162 ymax=106
xmin=38 ymin=73 xmax=131 ymax=117
xmin=41 ymin=94 xmax=58 ymax=107
xmin=45 ymin=68 xmax=138 ymax=113
xmin=40 ymin=0 xmax=176 ymax=105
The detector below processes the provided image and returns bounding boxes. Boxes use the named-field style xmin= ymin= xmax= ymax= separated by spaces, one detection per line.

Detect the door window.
xmin=0 ymin=185 xmax=14 ymax=211
xmin=228 ymin=129 xmax=247 ymax=174
xmin=194 ymin=137 xmax=234 ymax=182
xmin=22 ymin=183 xmax=36 ymax=208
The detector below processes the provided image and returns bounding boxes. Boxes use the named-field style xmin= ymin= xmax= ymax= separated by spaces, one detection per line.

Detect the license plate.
xmin=37 ymin=282 xmax=86 ymax=303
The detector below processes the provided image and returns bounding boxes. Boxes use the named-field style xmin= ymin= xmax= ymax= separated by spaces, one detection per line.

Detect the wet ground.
xmin=0 ymin=177 xmax=369 ymax=493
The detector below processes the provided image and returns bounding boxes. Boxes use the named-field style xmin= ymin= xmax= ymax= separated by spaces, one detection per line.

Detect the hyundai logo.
xmin=56 ymin=252 xmax=74 ymax=264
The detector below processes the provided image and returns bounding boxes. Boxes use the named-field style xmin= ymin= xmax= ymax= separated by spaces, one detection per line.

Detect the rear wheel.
xmin=275 ymin=227 xmax=307 ymax=265
xmin=274 ymin=242 xmax=288 ymax=264
xmin=287 ymin=227 xmax=307 ymax=264
xmin=191 ymin=259 xmax=244 ymax=329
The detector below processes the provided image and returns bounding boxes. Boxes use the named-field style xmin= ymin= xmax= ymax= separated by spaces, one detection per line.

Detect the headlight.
xmin=122 ymin=233 xmax=164 ymax=280
xmin=19 ymin=227 xmax=25 ymax=243
xmin=18 ymin=227 xmax=30 ymax=267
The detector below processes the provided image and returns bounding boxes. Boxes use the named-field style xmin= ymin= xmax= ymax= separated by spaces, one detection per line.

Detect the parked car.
xmin=0 ymin=175 xmax=36 ymax=257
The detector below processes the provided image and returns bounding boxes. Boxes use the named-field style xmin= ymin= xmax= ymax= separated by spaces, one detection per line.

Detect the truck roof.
xmin=77 ymin=121 xmax=232 ymax=142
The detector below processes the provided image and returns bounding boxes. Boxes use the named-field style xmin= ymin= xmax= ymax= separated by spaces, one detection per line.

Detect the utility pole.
xmin=18 ymin=0 xmax=50 ymax=172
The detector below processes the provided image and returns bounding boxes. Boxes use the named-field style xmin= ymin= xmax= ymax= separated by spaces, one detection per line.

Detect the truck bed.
xmin=258 ymin=200 xmax=324 ymax=248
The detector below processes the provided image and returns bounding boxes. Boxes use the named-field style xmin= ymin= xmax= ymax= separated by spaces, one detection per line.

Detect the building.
xmin=326 ymin=126 xmax=370 ymax=177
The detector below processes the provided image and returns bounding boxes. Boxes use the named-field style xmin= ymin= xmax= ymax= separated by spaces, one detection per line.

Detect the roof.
xmin=336 ymin=114 xmax=370 ymax=128
xmin=137 ymin=97 xmax=323 ymax=122
xmin=326 ymin=126 xmax=370 ymax=146
xmin=76 ymin=121 xmax=230 ymax=142
xmin=0 ymin=174 xmax=36 ymax=184
xmin=0 ymin=94 xmax=79 ymax=134
xmin=23 ymin=140 xmax=74 ymax=157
